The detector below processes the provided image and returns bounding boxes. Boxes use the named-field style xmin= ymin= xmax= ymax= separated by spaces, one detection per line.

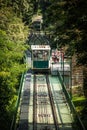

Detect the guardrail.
xmin=57 ymin=70 xmax=86 ymax=130
xmin=10 ymin=73 xmax=25 ymax=130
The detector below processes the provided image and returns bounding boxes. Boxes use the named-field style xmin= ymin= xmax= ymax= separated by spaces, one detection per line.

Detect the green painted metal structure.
xmin=10 ymin=73 xmax=25 ymax=130
xmin=33 ymin=60 xmax=49 ymax=68
xmin=57 ymin=70 xmax=86 ymax=130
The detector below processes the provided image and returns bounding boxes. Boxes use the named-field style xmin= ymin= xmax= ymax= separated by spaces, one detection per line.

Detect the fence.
xmin=10 ymin=73 xmax=25 ymax=130
xmin=57 ymin=70 xmax=86 ymax=130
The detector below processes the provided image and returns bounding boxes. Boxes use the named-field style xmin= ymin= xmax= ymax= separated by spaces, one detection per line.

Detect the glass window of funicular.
xmin=32 ymin=50 xmax=38 ymax=60
xmin=33 ymin=50 xmax=49 ymax=60
xmin=42 ymin=50 xmax=49 ymax=60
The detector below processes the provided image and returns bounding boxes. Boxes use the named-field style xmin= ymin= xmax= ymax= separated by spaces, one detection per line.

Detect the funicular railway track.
xmin=46 ymin=75 xmax=59 ymax=130
xmin=33 ymin=74 xmax=59 ymax=130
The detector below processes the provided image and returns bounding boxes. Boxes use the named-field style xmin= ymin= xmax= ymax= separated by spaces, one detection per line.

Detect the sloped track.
xmin=33 ymin=74 xmax=59 ymax=130
xmin=17 ymin=73 xmax=73 ymax=130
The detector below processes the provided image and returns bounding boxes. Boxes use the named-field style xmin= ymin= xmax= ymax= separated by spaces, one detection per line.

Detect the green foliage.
xmin=0 ymin=2 xmax=29 ymax=130
xmin=45 ymin=1 xmax=87 ymax=129
xmin=72 ymin=95 xmax=87 ymax=129
xmin=12 ymin=0 xmax=35 ymax=25
xmin=0 ymin=0 xmax=87 ymax=129
xmin=45 ymin=0 xmax=87 ymax=62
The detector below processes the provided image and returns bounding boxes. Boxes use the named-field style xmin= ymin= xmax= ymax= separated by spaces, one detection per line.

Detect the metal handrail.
xmin=57 ymin=70 xmax=86 ymax=130
xmin=10 ymin=73 xmax=25 ymax=130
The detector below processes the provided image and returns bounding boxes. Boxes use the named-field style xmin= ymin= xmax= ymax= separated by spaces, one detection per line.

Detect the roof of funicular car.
xmin=31 ymin=45 xmax=51 ymax=50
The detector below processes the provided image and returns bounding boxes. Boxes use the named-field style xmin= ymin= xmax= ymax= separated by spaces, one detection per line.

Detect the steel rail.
xmin=46 ymin=75 xmax=59 ymax=130
xmin=33 ymin=74 xmax=60 ymax=130
xmin=33 ymin=74 xmax=37 ymax=130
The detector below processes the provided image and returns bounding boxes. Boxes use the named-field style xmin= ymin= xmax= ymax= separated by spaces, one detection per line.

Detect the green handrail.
xmin=10 ymin=73 xmax=25 ymax=130
xmin=57 ymin=70 xmax=86 ymax=130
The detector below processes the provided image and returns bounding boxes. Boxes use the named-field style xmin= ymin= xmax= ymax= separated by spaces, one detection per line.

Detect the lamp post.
xmin=62 ymin=52 xmax=64 ymax=83
xmin=60 ymin=48 xmax=64 ymax=83
xmin=68 ymin=56 xmax=72 ymax=99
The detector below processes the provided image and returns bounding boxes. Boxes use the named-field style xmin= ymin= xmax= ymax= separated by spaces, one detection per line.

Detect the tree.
xmin=0 ymin=5 xmax=29 ymax=130
xmin=44 ymin=0 xmax=87 ymax=97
